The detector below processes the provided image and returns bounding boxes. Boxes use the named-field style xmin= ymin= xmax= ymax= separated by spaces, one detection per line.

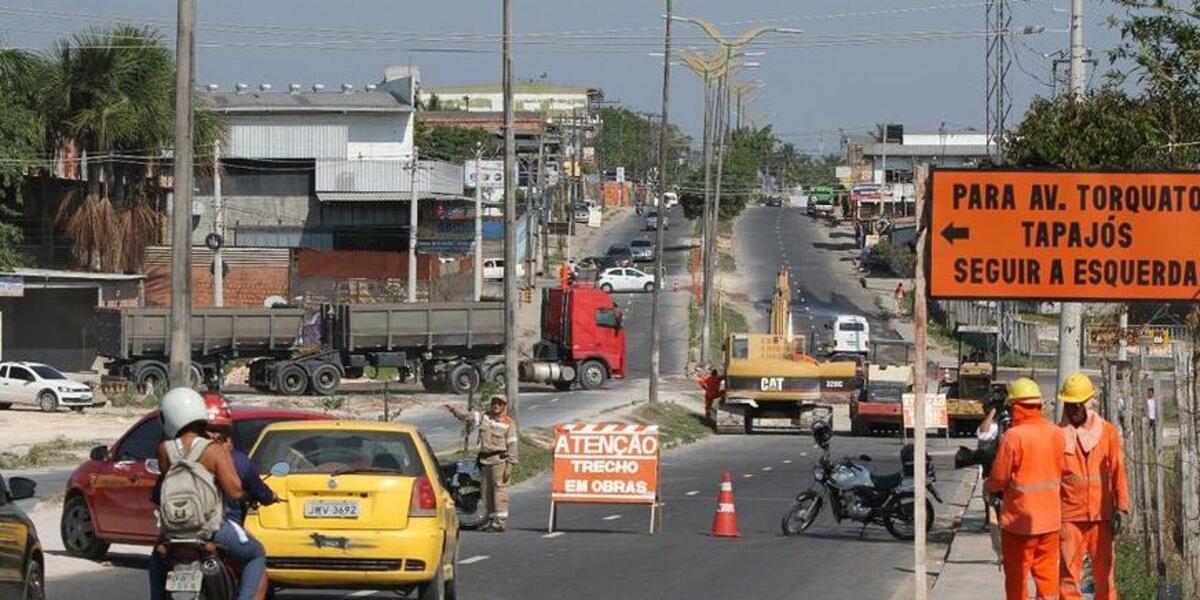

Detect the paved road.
xmin=579 ymin=206 xmax=693 ymax=379
xmin=735 ymin=206 xmax=907 ymax=357
xmin=35 ymin=432 xmax=967 ymax=600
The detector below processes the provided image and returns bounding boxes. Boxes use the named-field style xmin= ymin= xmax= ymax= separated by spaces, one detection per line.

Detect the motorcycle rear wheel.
xmin=883 ymin=496 xmax=935 ymax=540
xmin=780 ymin=493 xmax=822 ymax=536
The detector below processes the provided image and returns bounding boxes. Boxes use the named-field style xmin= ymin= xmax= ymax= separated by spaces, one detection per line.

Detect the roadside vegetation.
xmin=0 ymin=436 xmax=97 ymax=469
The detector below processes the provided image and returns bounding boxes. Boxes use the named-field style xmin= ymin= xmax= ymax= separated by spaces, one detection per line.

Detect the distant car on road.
xmin=765 ymin=196 xmax=784 ymax=207
xmin=483 ymin=258 xmax=525 ymax=281
xmin=60 ymin=405 xmax=329 ymax=560
xmin=832 ymin=315 xmax=871 ymax=355
xmin=0 ymin=361 xmax=94 ymax=412
xmin=605 ymin=245 xmax=634 ymax=267
xmin=643 ymin=211 xmax=669 ymax=231
xmin=597 ymin=267 xmax=656 ymax=293
xmin=630 ymin=239 xmax=654 ymax=262
xmin=575 ymin=255 xmax=617 ymax=275
xmin=574 ymin=203 xmax=592 ymax=223
xmin=0 ymin=473 xmax=41 ymax=600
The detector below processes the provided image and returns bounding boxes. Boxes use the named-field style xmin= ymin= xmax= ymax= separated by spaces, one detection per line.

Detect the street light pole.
xmin=1056 ymin=0 xmax=1086 ymax=417
xmin=649 ymin=0 xmax=673 ymax=404
xmin=168 ymin=0 xmax=196 ymax=388
xmin=502 ymin=0 xmax=520 ymax=416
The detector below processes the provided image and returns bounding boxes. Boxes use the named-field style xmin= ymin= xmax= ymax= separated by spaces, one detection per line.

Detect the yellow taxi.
xmin=247 ymin=421 xmax=460 ymax=600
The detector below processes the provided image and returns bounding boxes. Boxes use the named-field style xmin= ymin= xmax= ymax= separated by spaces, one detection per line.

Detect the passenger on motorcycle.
xmin=201 ymin=392 xmax=279 ymax=525
xmin=148 ymin=388 xmax=268 ymax=600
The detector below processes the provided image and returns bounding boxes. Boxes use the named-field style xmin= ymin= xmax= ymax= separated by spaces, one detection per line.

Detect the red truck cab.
xmin=527 ymin=285 xmax=626 ymax=390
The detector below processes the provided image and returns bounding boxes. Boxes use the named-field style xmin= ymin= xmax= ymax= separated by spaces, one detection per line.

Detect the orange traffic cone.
xmin=710 ymin=471 xmax=740 ymax=538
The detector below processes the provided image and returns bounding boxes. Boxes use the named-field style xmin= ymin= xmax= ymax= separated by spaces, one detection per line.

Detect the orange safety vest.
xmin=1060 ymin=413 xmax=1130 ymax=523
xmin=985 ymin=405 xmax=1066 ymax=535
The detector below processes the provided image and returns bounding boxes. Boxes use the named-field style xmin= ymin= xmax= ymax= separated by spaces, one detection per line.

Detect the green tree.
xmin=32 ymin=26 xmax=226 ymax=272
xmin=678 ymin=125 xmax=777 ymax=221
xmin=0 ymin=49 xmax=47 ymax=271
xmin=414 ymin=120 xmax=500 ymax=163
xmin=597 ymin=107 xmax=690 ymax=184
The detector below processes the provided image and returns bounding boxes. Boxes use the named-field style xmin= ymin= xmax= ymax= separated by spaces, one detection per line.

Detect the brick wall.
xmin=145 ymin=264 xmax=290 ymax=308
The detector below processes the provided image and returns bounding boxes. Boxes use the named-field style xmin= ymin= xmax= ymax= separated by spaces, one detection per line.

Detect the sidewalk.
xmin=932 ymin=469 xmax=1007 ymax=598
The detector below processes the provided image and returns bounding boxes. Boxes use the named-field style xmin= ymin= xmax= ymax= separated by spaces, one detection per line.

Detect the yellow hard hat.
xmin=1058 ymin=372 xmax=1095 ymax=404
xmin=1006 ymin=377 xmax=1043 ymax=405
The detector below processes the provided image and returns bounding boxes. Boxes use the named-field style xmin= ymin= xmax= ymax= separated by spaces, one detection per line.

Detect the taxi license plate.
xmin=305 ymin=500 xmax=360 ymax=519
xmin=165 ymin=570 xmax=203 ymax=592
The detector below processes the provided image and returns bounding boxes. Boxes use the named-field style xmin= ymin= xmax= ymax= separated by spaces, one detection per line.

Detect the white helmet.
xmin=161 ymin=387 xmax=207 ymax=438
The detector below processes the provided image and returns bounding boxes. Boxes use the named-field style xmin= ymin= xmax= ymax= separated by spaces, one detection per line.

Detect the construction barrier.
xmin=549 ymin=423 xmax=661 ymax=534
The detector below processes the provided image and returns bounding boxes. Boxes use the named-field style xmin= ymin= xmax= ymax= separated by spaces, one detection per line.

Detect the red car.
xmin=60 ymin=405 xmax=329 ymax=559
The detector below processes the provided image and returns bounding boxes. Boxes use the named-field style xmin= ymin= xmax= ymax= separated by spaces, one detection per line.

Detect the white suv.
xmin=0 ymin=362 xmax=95 ymax=412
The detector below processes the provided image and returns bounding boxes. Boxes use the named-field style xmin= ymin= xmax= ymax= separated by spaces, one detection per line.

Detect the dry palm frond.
xmin=55 ymin=190 xmax=115 ymax=270
xmin=112 ymin=198 xmax=163 ymax=272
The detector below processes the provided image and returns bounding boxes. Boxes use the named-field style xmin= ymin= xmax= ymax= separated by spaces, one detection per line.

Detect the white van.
xmin=832 ymin=315 xmax=871 ymax=354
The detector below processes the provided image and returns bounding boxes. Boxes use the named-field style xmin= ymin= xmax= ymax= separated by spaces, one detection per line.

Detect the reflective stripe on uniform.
xmin=1009 ymin=479 xmax=1061 ymax=494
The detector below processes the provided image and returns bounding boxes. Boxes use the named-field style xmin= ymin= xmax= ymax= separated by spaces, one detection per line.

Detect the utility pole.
xmin=474 ymin=143 xmax=484 ymax=302
xmin=408 ymin=148 xmax=420 ymax=303
xmin=536 ymin=136 xmax=547 ymax=278
xmin=168 ymin=0 xmax=196 ymax=388
xmin=1057 ymin=0 xmax=1085 ymax=416
xmin=502 ymin=0 xmax=519 ymax=415
xmin=912 ymin=163 xmax=930 ymax=600
xmin=649 ymin=0 xmax=673 ymax=404
xmin=525 ymin=156 xmax=536 ymax=288
xmin=707 ymin=47 xmax=733 ymax=357
xmin=699 ymin=72 xmax=715 ymax=365
xmin=212 ymin=140 xmax=224 ymax=308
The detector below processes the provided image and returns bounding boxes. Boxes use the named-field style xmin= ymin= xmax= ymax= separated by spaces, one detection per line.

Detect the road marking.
xmin=527 ymin=404 xmax=542 ymax=411
xmin=762 ymin=466 xmax=773 ymax=472
xmin=602 ymin=514 xmax=623 ymax=521
xmin=742 ymin=473 xmax=754 ymax=479
xmin=460 ymin=555 xmax=490 ymax=565
xmin=685 ymin=490 xmax=700 ymax=496
xmin=782 ymin=459 xmax=792 ymax=464
xmin=347 ymin=592 xmax=377 ymax=598
xmin=800 ymin=452 xmax=808 ymax=457
xmin=549 ymin=397 xmax=560 ymax=403
xmin=542 ymin=532 xmax=565 ymax=539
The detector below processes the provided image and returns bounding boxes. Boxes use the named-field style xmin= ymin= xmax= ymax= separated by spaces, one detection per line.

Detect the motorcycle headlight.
xmin=812 ymin=464 xmax=825 ymax=482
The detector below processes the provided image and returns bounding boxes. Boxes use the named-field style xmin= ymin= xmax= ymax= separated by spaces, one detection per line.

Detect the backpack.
xmin=159 ymin=437 xmax=224 ymax=539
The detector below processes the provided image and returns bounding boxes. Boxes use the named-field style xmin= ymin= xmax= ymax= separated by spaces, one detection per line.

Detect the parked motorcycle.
xmin=441 ymin=458 xmax=487 ymax=529
xmin=781 ymin=422 xmax=942 ymax=540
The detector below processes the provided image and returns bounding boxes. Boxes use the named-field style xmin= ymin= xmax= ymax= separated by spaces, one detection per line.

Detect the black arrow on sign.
xmin=941 ymin=223 xmax=970 ymax=244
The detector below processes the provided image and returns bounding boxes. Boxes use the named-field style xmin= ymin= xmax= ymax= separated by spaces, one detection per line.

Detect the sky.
xmin=0 ymin=0 xmax=1124 ymax=152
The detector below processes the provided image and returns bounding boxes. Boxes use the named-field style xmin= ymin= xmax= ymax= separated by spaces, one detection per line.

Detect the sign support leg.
xmin=547 ymin=501 xmax=557 ymax=533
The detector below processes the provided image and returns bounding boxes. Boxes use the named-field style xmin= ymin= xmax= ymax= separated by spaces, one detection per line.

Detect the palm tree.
xmin=42 ymin=25 xmax=224 ymax=272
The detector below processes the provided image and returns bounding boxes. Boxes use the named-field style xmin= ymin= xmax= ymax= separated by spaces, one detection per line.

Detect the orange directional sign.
xmin=929 ymin=169 xmax=1200 ymax=301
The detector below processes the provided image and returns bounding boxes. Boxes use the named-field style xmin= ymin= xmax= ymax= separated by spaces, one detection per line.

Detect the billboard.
xmin=929 ymin=170 xmax=1200 ymax=301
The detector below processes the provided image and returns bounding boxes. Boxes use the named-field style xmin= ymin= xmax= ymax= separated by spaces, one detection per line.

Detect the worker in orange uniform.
xmin=558 ymin=261 xmax=571 ymax=289
xmin=1057 ymin=372 xmax=1128 ymax=600
xmin=985 ymin=377 xmax=1066 ymax=600
xmin=696 ymin=368 xmax=723 ymax=421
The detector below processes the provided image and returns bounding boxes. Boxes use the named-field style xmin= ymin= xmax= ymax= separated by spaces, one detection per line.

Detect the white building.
xmin=844 ymin=126 xmax=993 ymax=185
xmin=420 ymin=83 xmax=600 ymax=115
xmin=193 ymin=67 xmax=464 ymax=251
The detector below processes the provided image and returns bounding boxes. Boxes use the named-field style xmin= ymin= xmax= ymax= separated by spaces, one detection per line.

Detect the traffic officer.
xmin=446 ymin=395 xmax=519 ymax=532
xmin=985 ymin=377 xmax=1066 ymax=600
xmin=1058 ymin=372 xmax=1129 ymax=600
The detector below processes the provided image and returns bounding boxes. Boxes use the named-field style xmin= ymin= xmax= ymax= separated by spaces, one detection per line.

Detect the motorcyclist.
xmin=148 ymin=387 xmax=267 ymax=600
xmin=201 ymin=392 xmax=279 ymax=525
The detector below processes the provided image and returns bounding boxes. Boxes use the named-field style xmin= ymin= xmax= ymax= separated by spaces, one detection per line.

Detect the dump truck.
xmin=714 ymin=267 xmax=862 ymax=434
xmin=940 ymin=324 xmax=999 ymax=435
xmin=96 ymin=284 xmax=625 ymax=395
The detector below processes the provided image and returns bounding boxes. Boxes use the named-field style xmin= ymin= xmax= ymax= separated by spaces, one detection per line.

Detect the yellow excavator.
xmin=715 ymin=267 xmax=862 ymax=434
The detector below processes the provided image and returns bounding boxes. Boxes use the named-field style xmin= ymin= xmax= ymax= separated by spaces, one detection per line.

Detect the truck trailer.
xmin=96 ymin=285 xmax=625 ymax=395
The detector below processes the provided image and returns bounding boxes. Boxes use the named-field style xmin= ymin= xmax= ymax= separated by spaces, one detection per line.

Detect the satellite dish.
xmin=264 ymin=295 xmax=289 ymax=308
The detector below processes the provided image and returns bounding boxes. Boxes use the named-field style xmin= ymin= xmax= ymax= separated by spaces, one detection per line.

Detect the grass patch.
xmin=687 ymin=297 xmax=749 ymax=365
xmin=717 ymin=250 xmax=736 ymax=273
xmin=0 ymin=436 xmax=97 ymax=469
xmin=364 ymin=366 xmax=399 ymax=381
xmin=107 ymin=386 xmax=161 ymax=409
xmin=1115 ymin=538 xmax=1160 ymax=599
xmin=511 ymin=431 xmax=555 ymax=484
xmin=628 ymin=402 xmax=711 ymax=450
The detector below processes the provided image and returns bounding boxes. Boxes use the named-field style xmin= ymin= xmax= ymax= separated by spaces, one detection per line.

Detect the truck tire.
xmin=448 ymin=363 xmax=481 ymax=395
xmin=483 ymin=364 xmax=506 ymax=387
xmin=278 ymin=365 xmax=309 ymax=396
xmin=578 ymin=360 xmax=607 ymax=390
xmin=134 ymin=363 xmax=168 ymax=394
xmin=309 ymin=364 xmax=342 ymax=396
